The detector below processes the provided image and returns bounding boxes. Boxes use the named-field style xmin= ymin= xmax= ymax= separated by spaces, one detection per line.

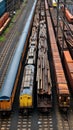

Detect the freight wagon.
xmin=36 ymin=1 xmax=52 ymax=112
xmin=63 ymin=50 xmax=73 ymax=92
xmin=0 ymin=12 xmax=11 ymax=34
xmin=61 ymin=5 xmax=73 ymax=23
xmin=45 ymin=0 xmax=70 ymax=110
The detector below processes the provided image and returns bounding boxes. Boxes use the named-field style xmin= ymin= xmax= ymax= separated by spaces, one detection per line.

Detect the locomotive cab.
xmin=52 ymin=0 xmax=57 ymax=7
xmin=57 ymin=84 xmax=70 ymax=109
xmin=58 ymin=90 xmax=70 ymax=110
xmin=20 ymin=95 xmax=32 ymax=107
xmin=19 ymin=88 xmax=33 ymax=108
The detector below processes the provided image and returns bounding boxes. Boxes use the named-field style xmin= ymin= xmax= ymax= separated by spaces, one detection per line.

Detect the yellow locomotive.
xmin=52 ymin=0 xmax=57 ymax=7
xmin=19 ymin=65 xmax=34 ymax=108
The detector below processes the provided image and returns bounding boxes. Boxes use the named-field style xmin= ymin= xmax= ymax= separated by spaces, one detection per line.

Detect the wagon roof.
xmin=0 ymin=33 xmax=26 ymax=99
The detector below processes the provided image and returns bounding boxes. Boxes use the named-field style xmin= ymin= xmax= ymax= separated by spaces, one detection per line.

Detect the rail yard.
xmin=0 ymin=0 xmax=73 ymax=129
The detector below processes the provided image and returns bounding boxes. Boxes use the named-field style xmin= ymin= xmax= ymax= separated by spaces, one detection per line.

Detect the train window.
xmin=28 ymin=97 xmax=31 ymax=99
xmin=29 ymin=56 xmax=33 ymax=58
xmin=31 ymin=43 xmax=35 ymax=46
xmin=25 ymin=87 xmax=30 ymax=89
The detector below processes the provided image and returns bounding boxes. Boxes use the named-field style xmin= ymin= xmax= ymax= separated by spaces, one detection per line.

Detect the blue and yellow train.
xmin=19 ymin=1 xmax=40 ymax=109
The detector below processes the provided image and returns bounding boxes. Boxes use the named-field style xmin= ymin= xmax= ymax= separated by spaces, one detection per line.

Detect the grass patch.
xmin=0 ymin=36 xmax=6 ymax=42
xmin=4 ymin=25 xmax=11 ymax=33
xmin=24 ymin=0 xmax=28 ymax=4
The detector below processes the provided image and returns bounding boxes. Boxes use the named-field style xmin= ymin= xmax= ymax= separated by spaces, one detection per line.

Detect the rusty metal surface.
xmin=36 ymin=0 xmax=52 ymax=110
xmin=63 ymin=50 xmax=73 ymax=90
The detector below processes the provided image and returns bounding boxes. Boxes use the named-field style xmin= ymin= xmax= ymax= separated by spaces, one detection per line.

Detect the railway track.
xmin=56 ymin=108 xmax=73 ymax=130
xmin=17 ymin=114 xmax=32 ymax=130
xmin=0 ymin=114 xmax=11 ymax=130
xmin=49 ymin=0 xmax=73 ymax=53
xmin=0 ymin=34 xmax=17 ymax=89
xmin=0 ymin=0 xmax=73 ymax=130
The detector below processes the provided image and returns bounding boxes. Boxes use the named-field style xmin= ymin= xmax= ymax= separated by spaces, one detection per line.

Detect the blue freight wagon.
xmin=0 ymin=0 xmax=6 ymax=16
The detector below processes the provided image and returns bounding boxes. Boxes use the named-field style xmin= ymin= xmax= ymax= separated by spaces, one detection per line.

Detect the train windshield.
xmin=59 ymin=95 xmax=70 ymax=101
xmin=22 ymin=88 xmax=32 ymax=95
